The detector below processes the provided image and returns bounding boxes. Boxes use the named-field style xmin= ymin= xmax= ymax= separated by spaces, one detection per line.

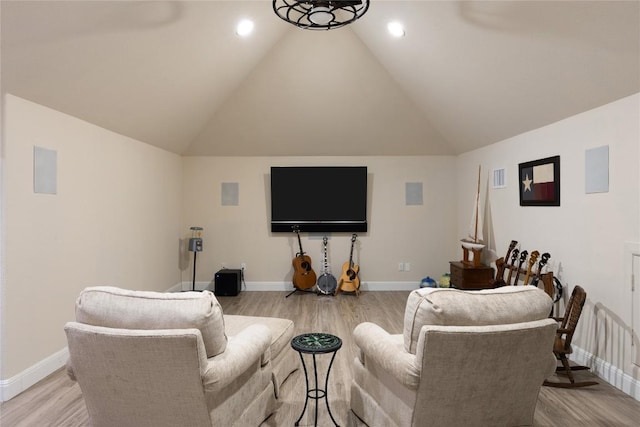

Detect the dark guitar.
xmin=512 ymin=250 xmax=529 ymax=285
xmin=336 ymin=234 xmax=360 ymax=296
xmin=291 ymin=226 xmax=316 ymax=290
xmin=491 ymin=240 xmax=517 ymax=287
xmin=505 ymin=248 xmax=520 ymax=285
xmin=531 ymin=252 xmax=551 ymax=288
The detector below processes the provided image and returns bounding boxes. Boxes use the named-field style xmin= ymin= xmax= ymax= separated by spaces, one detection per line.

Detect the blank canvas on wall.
xmin=33 ymin=146 xmax=57 ymax=194
xmin=221 ymin=182 xmax=239 ymax=206
xmin=405 ymin=182 xmax=423 ymax=206
xmin=585 ymin=145 xmax=609 ymax=194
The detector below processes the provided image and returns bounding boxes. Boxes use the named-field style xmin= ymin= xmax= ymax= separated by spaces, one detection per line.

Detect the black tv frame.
xmin=270 ymin=166 xmax=368 ymax=233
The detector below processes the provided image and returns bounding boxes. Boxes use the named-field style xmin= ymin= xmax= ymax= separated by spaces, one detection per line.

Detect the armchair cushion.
xmin=224 ymin=314 xmax=297 ymax=396
xmin=403 ymin=286 xmax=552 ymax=353
xmin=203 ymin=323 xmax=272 ymax=392
xmin=75 ymin=286 xmax=227 ymax=357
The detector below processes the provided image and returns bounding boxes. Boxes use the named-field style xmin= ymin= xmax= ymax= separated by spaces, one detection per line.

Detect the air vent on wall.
xmin=493 ymin=168 xmax=506 ymax=189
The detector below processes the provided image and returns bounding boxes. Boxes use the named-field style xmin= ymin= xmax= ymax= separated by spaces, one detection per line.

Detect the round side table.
xmin=291 ymin=332 xmax=342 ymax=427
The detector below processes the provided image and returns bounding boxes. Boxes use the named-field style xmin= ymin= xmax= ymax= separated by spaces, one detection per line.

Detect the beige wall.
xmin=181 ymin=156 xmax=458 ymax=287
xmin=1 ymin=92 xmax=638 ymax=396
xmin=1 ymin=95 xmax=183 ymax=379
xmin=457 ymin=93 xmax=640 ymax=383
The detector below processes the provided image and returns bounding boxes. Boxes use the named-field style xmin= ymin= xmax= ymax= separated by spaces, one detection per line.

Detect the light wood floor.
xmin=2 ymin=290 xmax=639 ymax=426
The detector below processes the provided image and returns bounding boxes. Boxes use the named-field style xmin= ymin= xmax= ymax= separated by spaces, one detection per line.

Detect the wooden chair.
xmin=543 ymin=285 xmax=598 ymax=388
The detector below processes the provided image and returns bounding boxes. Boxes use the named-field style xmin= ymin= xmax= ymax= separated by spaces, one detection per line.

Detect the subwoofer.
xmin=214 ymin=269 xmax=242 ymax=296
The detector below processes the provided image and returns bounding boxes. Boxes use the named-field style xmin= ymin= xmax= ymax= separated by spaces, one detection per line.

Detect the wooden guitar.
xmin=317 ymin=236 xmax=337 ymax=295
xmin=291 ymin=226 xmax=316 ymax=290
xmin=531 ymin=252 xmax=551 ymax=288
xmin=491 ymin=240 xmax=517 ymax=286
xmin=523 ymin=250 xmax=539 ymax=285
xmin=336 ymin=234 xmax=360 ymax=296
xmin=505 ymin=248 xmax=520 ymax=285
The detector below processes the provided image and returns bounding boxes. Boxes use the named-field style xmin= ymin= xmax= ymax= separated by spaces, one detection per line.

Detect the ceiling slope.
xmin=2 ymin=1 xmax=639 ymax=156
xmin=1 ymin=1 xmax=289 ymax=154
xmin=186 ymin=26 xmax=451 ymax=156
xmin=353 ymin=1 xmax=640 ymax=154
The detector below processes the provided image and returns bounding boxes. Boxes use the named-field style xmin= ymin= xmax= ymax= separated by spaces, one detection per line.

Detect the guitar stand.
xmin=285 ymin=288 xmax=317 ymax=298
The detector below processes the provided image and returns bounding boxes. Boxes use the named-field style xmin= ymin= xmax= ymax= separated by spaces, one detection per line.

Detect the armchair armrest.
xmin=203 ymin=323 xmax=271 ymax=391
xmin=353 ymin=322 xmax=420 ymax=390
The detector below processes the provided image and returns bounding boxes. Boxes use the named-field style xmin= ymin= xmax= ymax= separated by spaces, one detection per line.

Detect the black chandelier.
xmin=272 ymin=0 xmax=370 ymax=30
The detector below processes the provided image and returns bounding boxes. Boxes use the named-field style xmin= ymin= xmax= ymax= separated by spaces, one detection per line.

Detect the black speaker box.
xmin=214 ymin=269 xmax=241 ymax=296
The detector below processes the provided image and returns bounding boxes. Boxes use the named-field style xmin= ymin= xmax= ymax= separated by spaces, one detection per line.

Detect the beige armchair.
xmin=65 ymin=287 xmax=296 ymax=427
xmin=350 ymin=286 xmax=558 ymax=427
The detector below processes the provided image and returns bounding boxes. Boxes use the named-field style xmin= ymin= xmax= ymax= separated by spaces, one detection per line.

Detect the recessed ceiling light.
xmin=236 ymin=19 xmax=254 ymax=37
xmin=387 ymin=21 xmax=405 ymax=38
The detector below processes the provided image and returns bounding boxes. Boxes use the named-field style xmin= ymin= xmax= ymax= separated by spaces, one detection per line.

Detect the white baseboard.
xmin=0 ymin=347 xmax=69 ymax=402
xmin=572 ymin=346 xmax=640 ymax=401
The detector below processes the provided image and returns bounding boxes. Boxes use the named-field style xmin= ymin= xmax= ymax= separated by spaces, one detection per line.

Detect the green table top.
xmin=291 ymin=333 xmax=342 ymax=354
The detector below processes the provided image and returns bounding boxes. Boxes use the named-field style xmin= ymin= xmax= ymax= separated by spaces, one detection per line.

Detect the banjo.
xmin=317 ymin=236 xmax=337 ymax=295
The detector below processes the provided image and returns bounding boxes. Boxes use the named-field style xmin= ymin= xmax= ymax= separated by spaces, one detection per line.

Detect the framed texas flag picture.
xmin=519 ymin=156 xmax=560 ymax=206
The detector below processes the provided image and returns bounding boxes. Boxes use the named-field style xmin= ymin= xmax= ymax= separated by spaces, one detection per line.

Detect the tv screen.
xmin=270 ymin=166 xmax=367 ymax=232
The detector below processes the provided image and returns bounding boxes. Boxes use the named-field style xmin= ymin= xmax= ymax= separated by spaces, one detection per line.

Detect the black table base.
xmin=291 ymin=333 xmax=342 ymax=427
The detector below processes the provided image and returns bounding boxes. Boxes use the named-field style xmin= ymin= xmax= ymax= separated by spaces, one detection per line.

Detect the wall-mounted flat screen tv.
xmin=270 ymin=166 xmax=367 ymax=233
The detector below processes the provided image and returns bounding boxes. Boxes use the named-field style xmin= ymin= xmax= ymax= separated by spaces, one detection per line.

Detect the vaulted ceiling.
xmin=2 ymin=1 xmax=639 ymax=156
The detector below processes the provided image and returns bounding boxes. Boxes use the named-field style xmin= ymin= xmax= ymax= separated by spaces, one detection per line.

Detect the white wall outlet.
xmin=398 ymin=262 xmax=410 ymax=271
xmin=241 ymin=262 xmax=246 ymax=271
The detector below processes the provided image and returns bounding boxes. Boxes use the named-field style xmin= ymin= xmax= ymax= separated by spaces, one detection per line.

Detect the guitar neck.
xmin=348 ymin=234 xmax=357 ymax=267
xmin=323 ymin=237 xmax=329 ymax=273
xmin=296 ymin=229 xmax=305 ymax=256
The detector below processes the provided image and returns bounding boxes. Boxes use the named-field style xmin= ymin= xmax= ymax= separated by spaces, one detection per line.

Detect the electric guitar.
xmin=336 ymin=234 xmax=360 ymax=296
xmin=317 ymin=236 xmax=337 ymax=295
xmin=291 ymin=226 xmax=316 ymax=290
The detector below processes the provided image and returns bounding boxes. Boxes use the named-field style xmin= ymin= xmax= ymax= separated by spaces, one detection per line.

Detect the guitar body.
xmin=338 ymin=262 xmax=360 ymax=293
xmin=291 ymin=226 xmax=316 ymax=290
xmin=336 ymin=234 xmax=360 ymax=296
xmin=318 ymin=273 xmax=337 ymax=294
xmin=292 ymin=254 xmax=316 ymax=289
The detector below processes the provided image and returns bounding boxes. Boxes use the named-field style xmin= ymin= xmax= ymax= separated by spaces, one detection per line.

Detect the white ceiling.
xmin=2 ymin=1 xmax=639 ymax=156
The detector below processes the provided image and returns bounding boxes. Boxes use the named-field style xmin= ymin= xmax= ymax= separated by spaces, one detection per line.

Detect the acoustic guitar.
xmin=291 ymin=226 xmax=316 ymax=290
xmin=523 ymin=250 xmax=539 ymax=285
xmin=512 ymin=250 xmax=529 ymax=285
xmin=505 ymin=248 xmax=520 ymax=285
xmin=336 ymin=234 xmax=360 ymax=296
xmin=490 ymin=240 xmax=517 ymax=287
xmin=530 ymin=252 xmax=550 ymax=289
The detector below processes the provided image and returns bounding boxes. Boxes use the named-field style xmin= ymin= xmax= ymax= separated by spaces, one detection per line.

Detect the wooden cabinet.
xmin=449 ymin=261 xmax=495 ymax=290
